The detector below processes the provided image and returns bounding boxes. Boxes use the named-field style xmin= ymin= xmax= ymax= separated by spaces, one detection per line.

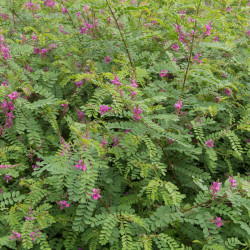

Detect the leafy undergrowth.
xmin=0 ymin=0 xmax=249 ymax=249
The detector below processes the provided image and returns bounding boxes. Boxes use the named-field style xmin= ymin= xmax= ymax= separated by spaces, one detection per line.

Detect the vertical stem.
xmin=99 ymin=198 xmax=110 ymax=214
xmin=181 ymin=0 xmax=202 ymax=92
xmin=105 ymin=0 xmax=136 ymax=78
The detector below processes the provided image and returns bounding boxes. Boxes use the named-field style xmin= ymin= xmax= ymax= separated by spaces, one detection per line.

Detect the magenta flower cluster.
xmin=216 ymin=217 xmax=222 ymax=227
xmin=0 ymin=96 xmax=16 ymax=133
xmin=78 ymin=20 xmax=99 ymax=35
xmin=229 ymin=177 xmax=236 ymax=187
xmin=111 ymin=75 xmax=122 ymax=85
xmin=44 ymin=0 xmax=56 ymax=8
xmin=104 ymin=56 xmax=112 ymax=63
xmin=91 ymin=189 xmax=101 ymax=200
xmin=0 ymin=32 xmax=12 ymax=60
xmin=59 ymin=142 xmax=70 ymax=156
xmin=58 ymin=200 xmax=70 ymax=210
xmin=100 ymin=105 xmax=112 ymax=116
xmin=75 ymin=80 xmax=83 ymax=88
xmin=24 ymin=2 xmax=40 ymax=11
xmin=210 ymin=181 xmax=222 ymax=196
xmin=174 ymin=100 xmax=182 ymax=110
xmin=30 ymin=231 xmax=40 ymax=242
xmin=160 ymin=70 xmax=168 ymax=78
xmin=133 ymin=107 xmax=142 ymax=121
xmin=74 ymin=159 xmax=86 ymax=171
xmin=77 ymin=110 xmax=85 ymax=121
xmin=205 ymin=139 xmax=214 ymax=148
xmin=10 ymin=231 xmax=21 ymax=240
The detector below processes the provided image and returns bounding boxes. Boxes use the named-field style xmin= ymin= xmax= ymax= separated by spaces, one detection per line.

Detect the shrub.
xmin=0 ymin=0 xmax=249 ymax=249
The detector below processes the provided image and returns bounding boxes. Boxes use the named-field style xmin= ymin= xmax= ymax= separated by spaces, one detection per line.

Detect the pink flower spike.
xmin=75 ymin=80 xmax=83 ymax=88
xmin=213 ymin=36 xmax=219 ymax=42
xmin=100 ymin=105 xmax=112 ymax=116
xmin=205 ymin=139 xmax=214 ymax=148
xmin=210 ymin=181 xmax=222 ymax=196
xmin=104 ymin=56 xmax=112 ymax=63
xmin=77 ymin=110 xmax=85 ymax=121
xmin=91 ymin=189 xmax=101 ymax=200
xmin=59 ymin=200 xmax=70 ymax=209
xmin=4 ymin=175 xmax=12 ymax=183
xmin=62 ymin=6 xmax=68 ymax=14
xmin=130 ymin=78 xmax=138 ymax=88
xmin=160 ymin=70 xmax=168 ymax=78
xmin=171 ymin=44 xmax=179 ymax=51
xmin=224 ymin=88 xmax=232 ymax=96
xmin=100 ymin=139 xmax=108 ymax=147
xmin=111 ymin=75 xmax=122 ymax=85
xmin=216 ymin=217 xmax=222 ymax=227
xmin=205 ymin=24 xmax=213 ymax=35
xmin=10 ymin=231 xmax=21 ymax=240
xmin=84 ymin=5 xmax=88 ymax=12
xmin=174 ymin=100 xmax=182 ymax=110
xmin=229 ymin=177 xmax=236 ymax=187
xmin=133 ymin=107 xmax=142 ymax=121
xmin=8 ymin=91 xmax=19 ymax=100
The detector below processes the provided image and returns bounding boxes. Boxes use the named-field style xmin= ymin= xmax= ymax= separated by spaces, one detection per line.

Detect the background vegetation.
xmin=0 ymin=0 xmax=249 ymax=249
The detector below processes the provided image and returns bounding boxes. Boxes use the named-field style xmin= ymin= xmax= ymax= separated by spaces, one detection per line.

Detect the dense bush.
xmin=0 ymin=0 xmax=249 ymax=249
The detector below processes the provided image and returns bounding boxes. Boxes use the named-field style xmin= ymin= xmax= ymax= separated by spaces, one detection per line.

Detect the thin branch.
xmin=105 ymin=0 xmax=136 ymax=78
xmin=182 ymin=0 xmax=202 ymax=92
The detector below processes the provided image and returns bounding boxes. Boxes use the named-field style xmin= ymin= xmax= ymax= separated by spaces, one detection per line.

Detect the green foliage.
xmin=0 ymin=0 xmax=249 ymax=249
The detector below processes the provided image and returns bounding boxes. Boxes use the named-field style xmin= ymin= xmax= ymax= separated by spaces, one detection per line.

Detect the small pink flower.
xmin=205 ymin=24 xmax=213 ymax=35
xmin=111 ymin=75 xmax=122 ymax=85
xmin=113 ymin=138 xmax=119 ymax=147
xmin=205 ymin=139 xmax=214 ymax=148
xmin=100 ymin=139 xmax=108 ymax=147
xmin=91 ymin=189 xmax=101 ymax=200
xmin=213 ymin=36 xmax=219 ymax=42
xmin=194 ymin=52 xmax=199 ymax=61
xmin=76 ymin=11 xmax=81 ymax=17
xmin=104 ymin=56 xmax=112 ymax=63
xmin=59 ymin=200 xmax=70 ymax=210
xmin=210 ymin=181 xmax=222 ymax=196
xmin=133 ymin=107 xmax=142 ymax=121
xmin=174 ymin=100 xmax=182 ymax=110
xmin=62 ymin=6 xmax=68 ymax=14
xmin=100 ymin=105 xmax=112 ymax=116
xmin=216 ymin=217 xmax=223 ymax=227
xmin=75 ymin=80 xmax=83 ymax=88
xmin=130 ymin=78 xmax=138 ymax=88
xmin=126 ymin=129 xmax=131 ymax=134
xmin=4 ymin=175 xmax=12 ymax=183
xmin=1 ymin=13 xmax=7 ymax=20
xmin=10 ymin=231 xmax=21 ymax=240
xmin=84 ymin=5 xmax=88 ymax=13
xmin=74 ymin=159 xmax=86 ymax=171
xmin=30 ymin=231 xmax=40 ymax=242
xmin=224 ymin=88 xmax=232 ymax=96
xmin=171 ymin=44 xmax=179 ymax=51
xmin=160 ymin=70 xmax=168 ymax=78
xmin=214 ymin=96 xmax=219 ymax=103
xmin=229 ymin=177 xmax=236 ymax=187
xmin=77 ymin=110 xmax=85 ymax=121
xmin=8 ymin=91 xmax=19 ymax=100
xmin=61 ymin=103 xmax=68 ymax=108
